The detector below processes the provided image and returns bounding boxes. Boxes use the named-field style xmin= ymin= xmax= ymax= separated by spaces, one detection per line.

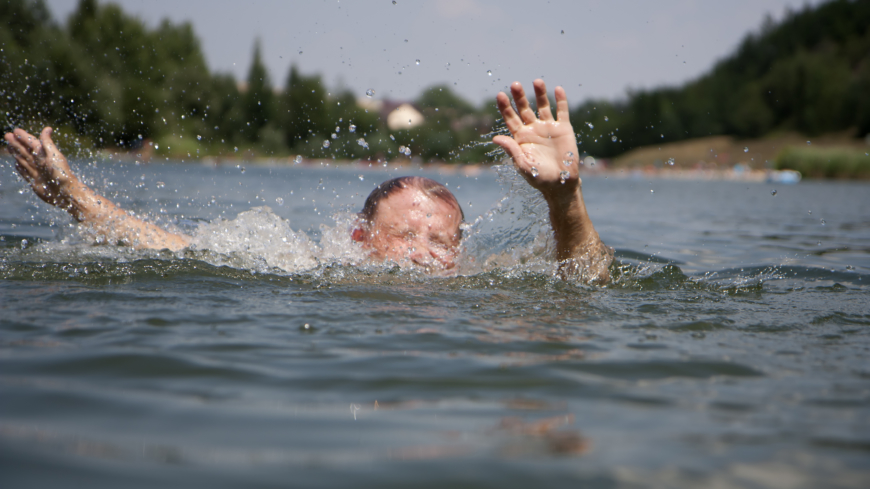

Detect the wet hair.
xmin=359 ymin=176 xmax=464 ymax=226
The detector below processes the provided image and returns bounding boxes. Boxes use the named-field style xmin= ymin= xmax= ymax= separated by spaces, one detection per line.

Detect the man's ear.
xmin=351 ymin=228 xmax=366 ymax=242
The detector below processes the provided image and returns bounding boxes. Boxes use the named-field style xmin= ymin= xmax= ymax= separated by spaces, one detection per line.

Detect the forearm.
xmin=67 ymin=180 xmax=190 ymax=251
xmin=545 ymin=184 xmax=612 ymax=284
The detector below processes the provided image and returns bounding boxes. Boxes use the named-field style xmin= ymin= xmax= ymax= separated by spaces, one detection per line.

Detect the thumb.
xmin=492 ymin=135 xmax=526 ymax=169
xmin=40 ymin=127 xmax=60 ymax=158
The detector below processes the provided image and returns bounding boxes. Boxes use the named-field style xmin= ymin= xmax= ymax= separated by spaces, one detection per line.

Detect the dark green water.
xmin=1 ymin=161 xmax=869 ymax=488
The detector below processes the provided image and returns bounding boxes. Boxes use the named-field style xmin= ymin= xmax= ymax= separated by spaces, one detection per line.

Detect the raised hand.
xmin=4 ymin=127 xmax=84 ymax=214
xmin=4 ymin=126 xmax=190 ymax=250
xmin=491 ymin=80 xmax=612 ymax=283
xmin=492 ymin=79 xmax=580 ymax=199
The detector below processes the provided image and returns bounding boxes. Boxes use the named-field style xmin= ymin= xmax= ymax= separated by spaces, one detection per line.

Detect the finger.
xmin=5 ymin=137 xmax=38 ymax=181
xmin=510 ymin=82 xmax=537 ymax=125
xmin=13 ymin=128 xmax=42 ymax=156
xmin=554 ymin=86 xmax=570 ymax=122
xmin=533 ymin=79 xmax=554 ymax=122
xmin=496 ymin=92 xmax=523 ymax=134
xmin=40 ymin=127 xmax=61 ymax=160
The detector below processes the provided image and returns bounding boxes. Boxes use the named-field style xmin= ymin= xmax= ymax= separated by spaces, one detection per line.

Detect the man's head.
xmin=352 ymin=176 xmax=463 ymax=269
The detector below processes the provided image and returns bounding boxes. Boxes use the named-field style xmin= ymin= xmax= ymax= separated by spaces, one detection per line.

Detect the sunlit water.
xmin=1 ymin=160 xmax=869 ymax=488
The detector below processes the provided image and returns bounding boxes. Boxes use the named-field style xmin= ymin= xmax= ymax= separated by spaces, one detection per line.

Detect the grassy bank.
xmin=775 ymin=147 xmax=870 ymax=179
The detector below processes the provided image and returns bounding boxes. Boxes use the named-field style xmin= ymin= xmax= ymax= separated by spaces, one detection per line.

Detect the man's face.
xmin=356 ymin=187 xmax=462 ymax=270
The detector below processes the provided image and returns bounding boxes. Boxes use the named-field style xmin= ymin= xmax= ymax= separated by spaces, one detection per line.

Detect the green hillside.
xmin=570 ymin=0 xmax=870 ymax=158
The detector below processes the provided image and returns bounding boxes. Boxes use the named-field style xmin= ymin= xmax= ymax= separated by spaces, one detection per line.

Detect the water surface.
xmin=1 ymin=161 xmax=868 ymax=488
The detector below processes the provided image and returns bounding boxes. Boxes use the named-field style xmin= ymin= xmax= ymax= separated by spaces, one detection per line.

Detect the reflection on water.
xmin=1 ymin=161 xmax=869 ymax=487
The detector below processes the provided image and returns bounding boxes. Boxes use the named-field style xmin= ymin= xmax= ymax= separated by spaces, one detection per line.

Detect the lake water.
xmin=1 ymin=160 xmax=869 ymax=488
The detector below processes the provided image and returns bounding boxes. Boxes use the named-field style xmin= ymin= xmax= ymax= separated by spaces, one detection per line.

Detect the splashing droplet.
xmin=771 ymin=189 xmax=777 ymax=196
xmin=559 ymin=171 xmax=569 ymax=184
xmin=744 ymin=146 xmax=749 ymax=152
xmin=415 ymin=59 xmax=420 ymax=65
xmin=667 ymin=158 xmax=675 ymax=166
xmin=358 ymin=175 xmax=364 ymax=181
xmin=240 ymin=166 xmax=246 ymax=174
xmin=586 ymin=122 xmax=594 ymax=129
xmin=604 ymin=116 xmax=609 ymax=121
xmin=404 ymin=147 xmax=412 ymax=156
xmin=560 ymin=30 xmax=565 ymax=34
xmin=357 ymin=138 xmax=369 ymax=149
xmin=366 ymin=88 xmax=375 ymax=97
xmin=294 ymin=155 xmax=303 ymax=164
xmin=487 ymin=70 xmax=492 ymax=76
xmin=392 ymin=0 xmax=397 ymax=4
xmin=650 ymin=189 xmax=655 ymax=193
xmin=349 ymin=124 xmax=356 ymax=133
xmin=275 ymin=197 xmax=284 ymax=205
xmin=806 ymin=140 xmax=812 ymax=145
xmin=820 ymin=218 xmax=826 ymax=225
xmin=197 ymin=135 xmax=202 ymax=141
xmin=331 ymin=133 xmax=337 ymax=139
xmin=322 ymin=140 xmax=331 ymax=148
xmin=611 ymin=135 xmax=618 ymax=142
xmin=530 ymin=167 xmax=539 ymax=178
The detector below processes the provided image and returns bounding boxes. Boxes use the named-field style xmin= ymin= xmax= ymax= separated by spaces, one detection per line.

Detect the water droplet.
xmin=806 ymin=140 xmax=811 ymax=145
xmin=197 ymin=135 xmax=202 ymax=141
xmin=294 ymin=155 xmax=303 ymax=164
xmin=771 ymin=189 xmax=777 ymax=196
xmin=357 ymin=138 xmax=369 ymax=148
xmin=808 ymin=210 xmax=812 ymax=215
xmin=234 ymin=146 xmax=238 ymax=152
xmin=586 ymin=122 xmax=594 ymax=129
xmin=404 ymin=39 xmax=408 ymax=43
xmin=322 ymin=140 xmax=331 ymax=148
xmin=404 ymin=147 xmax=411 ymax=156
xmin=366 ymin=88 xmax=375 ymax=97
xmin=487 ymin=70 xmax=492 ymax=76
xmin=650 ymin=189 xmax=654 ymax=193
xmin=744 ymin=146 xmax=749 ymax=152
xmin=335 ymin=126 xmax=340 ymax=133
xmin=276 ymin=197 xmax=284 ymax=205
xmin=240 ymin=166 xmax=246 ymax=174
xmin=611 ymin=135 xmax=618 ymax=142
xmin=530 ymin=167 xmax=539 ymax=178
xmin=358 ymin=175 xmax=364 ymax=181
xmin=415 ymin=59 xmax=420 ymax=65
xmin=559 ymin=171 xmax=569 ymax=184
xmin=298 ymin=50 xmax=303 ymax=55
xmin=561 ymin=30 xmax=565 ymax=34
xmin=667 ymin=158 xmax=675 ymax=166
xmin=398 ymin=145 xmax=406 ymax=153
xmin=660 ymin=134 xmax=664 ymax=138
xmin=389 ymin=134 xmax=395 ymax=141
xmin=138 ymin=134 xmax=143 ymax=139
xmin=604 ymin=116 xmax=609 ymax=121
xmin=349 ymin=124 xmax=356 ymax=133
xmin=331 ymin=133 xmax=337 ymax=139
xmin=820 ymin=218 xmax=826 ymax=225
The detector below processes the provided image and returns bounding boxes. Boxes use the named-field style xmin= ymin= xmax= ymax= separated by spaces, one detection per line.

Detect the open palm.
xmin=493 ymin=80 xmax=581 ymax=194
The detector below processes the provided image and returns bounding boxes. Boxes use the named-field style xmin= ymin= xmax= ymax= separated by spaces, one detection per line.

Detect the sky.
xmin=44 ymin=0 xmax=826 ymax=106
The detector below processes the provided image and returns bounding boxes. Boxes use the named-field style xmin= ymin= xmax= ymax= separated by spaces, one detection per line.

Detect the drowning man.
xmin=4 ymin=80 xmax=613 ymax=283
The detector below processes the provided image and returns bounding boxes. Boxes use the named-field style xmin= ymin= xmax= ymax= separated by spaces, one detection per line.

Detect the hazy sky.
xmin=44 ymin=0 xmax=825 ymax=105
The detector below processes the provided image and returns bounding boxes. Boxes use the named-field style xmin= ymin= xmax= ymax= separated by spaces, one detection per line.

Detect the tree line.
xmin=2 ymin=0 xmax=868 ymax=163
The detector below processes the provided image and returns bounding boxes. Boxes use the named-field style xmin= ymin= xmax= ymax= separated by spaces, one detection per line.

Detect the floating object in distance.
xmin=766 ymin=170 xmax=801 ymax=184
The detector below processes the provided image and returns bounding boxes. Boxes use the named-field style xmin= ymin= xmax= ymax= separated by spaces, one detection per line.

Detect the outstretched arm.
xmin=4 ymin=127 xmax=190 ymax=251
xmin=492 ymin=80 xmax=612 ymax=284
